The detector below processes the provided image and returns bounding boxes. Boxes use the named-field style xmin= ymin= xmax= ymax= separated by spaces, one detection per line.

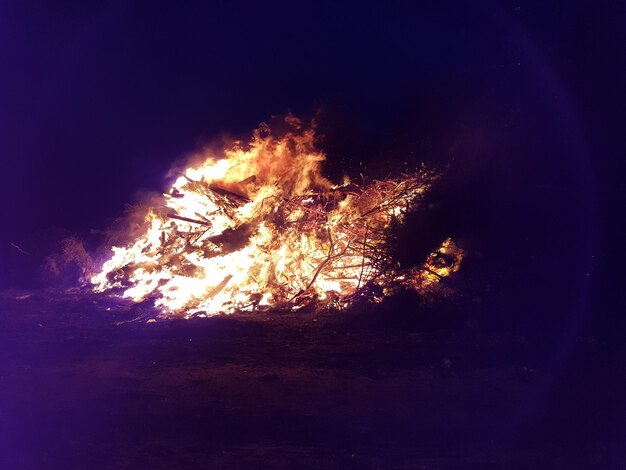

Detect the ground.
xmin=0 ymin=290 xmax=623 ymax=469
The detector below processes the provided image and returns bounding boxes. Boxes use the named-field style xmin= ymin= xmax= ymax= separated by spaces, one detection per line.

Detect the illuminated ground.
xmin=0 ymin=290 xmax=623 ymax=469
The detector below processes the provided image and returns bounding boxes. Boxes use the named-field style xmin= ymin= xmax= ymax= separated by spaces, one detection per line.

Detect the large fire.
xmin=92 ymin=117 xmax=463 ymax=317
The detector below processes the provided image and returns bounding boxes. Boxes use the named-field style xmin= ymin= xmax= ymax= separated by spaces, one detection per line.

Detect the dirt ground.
xmin=0 ymin=289 xmax=624 ymax=469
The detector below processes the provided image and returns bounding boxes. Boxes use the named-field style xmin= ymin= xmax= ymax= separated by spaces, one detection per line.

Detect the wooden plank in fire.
xmin=167 ymin=213 xmax=211 ymax=226
xmin=208 ymin=274 xmax=233 ymax=298
xmin=208 ymin=184 xmax=250 ymax=204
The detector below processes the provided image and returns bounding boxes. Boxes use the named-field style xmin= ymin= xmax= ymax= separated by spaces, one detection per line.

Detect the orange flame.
xmin=92 ymin=117 xmax=463 ymax=316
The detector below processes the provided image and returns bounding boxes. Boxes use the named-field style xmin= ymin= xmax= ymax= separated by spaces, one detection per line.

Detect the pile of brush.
xmin=92 ymin=119 xmax=463 ymax=316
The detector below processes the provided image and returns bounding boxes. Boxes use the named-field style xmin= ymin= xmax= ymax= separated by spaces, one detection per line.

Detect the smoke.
xmin=41 ymin=237 xmax=95 ymax=286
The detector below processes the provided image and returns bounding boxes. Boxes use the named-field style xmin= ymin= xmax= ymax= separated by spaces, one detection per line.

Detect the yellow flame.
xmin=92 ymin=117 xmax=463 ymax=316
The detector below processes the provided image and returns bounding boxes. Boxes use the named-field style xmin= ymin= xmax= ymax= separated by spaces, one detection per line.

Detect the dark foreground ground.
xmin=0 ymin=290 xmax=624 ymax=469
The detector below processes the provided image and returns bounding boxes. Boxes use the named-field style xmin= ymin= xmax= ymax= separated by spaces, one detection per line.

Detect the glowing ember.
xmin=92 ymin=117 xmax=463 ymax=316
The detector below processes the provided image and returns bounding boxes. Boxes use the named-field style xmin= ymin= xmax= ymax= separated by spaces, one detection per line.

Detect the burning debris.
xmin=92 ymin=117 xmax=463 ymax=316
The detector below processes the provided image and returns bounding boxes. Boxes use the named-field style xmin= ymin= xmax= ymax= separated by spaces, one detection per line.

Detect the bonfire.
xmin=92 ymin=116 xmax=463 ymax=317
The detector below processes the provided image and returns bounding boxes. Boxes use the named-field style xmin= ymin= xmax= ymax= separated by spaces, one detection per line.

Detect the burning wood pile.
xmin=92 ymin=117 xmax=463 ymax=317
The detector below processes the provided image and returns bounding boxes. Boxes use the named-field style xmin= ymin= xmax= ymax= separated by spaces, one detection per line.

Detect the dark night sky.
xmin=0 ymin=1 xmax=624 ymax=338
